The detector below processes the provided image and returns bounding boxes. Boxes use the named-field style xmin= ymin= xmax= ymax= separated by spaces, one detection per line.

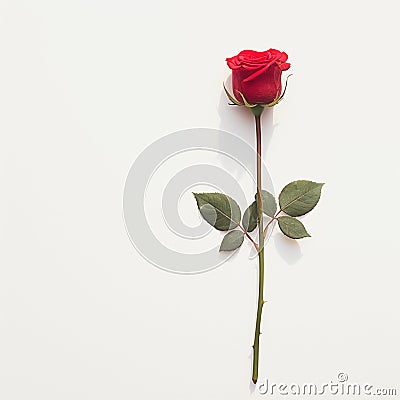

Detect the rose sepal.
xmin=223 ymin=74 xmax=292 ymax=108
xmin=265 ymin=74 xmax=292 ymax=107
xmin=223 ymin=83 xmax=243 ymax=106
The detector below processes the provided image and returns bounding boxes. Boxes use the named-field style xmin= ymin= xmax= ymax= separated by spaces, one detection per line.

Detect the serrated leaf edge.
xmin=277 ymin=216 xmax=311 ymax=239
xmin=193 ymin=192 xmax=241 ymax=230
xmin=279 ymin=181 xmax=325 ymax=216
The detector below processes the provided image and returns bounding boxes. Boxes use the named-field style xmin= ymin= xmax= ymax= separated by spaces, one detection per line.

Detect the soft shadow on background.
xmin=218 ymin=77 xmax=276 ymax=179
xmin=217 ymin=80 xmax=303 ymax=390
xmin=217 ymin=79 xmax=302 ymax=267
xmin=273 ymin=234 xmax=302 ymax=265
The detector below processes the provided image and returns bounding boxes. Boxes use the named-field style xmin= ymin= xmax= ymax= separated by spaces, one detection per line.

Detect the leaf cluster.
xmin=193 ymin=180 xmax=324 ymax=252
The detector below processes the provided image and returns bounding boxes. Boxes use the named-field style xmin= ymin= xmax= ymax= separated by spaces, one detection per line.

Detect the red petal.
xmin=280 ymin=63 xmax=291 ymax=71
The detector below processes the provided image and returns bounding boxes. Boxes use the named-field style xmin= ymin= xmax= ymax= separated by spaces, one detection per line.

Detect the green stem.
xmin=252 ymin=113 xmax=265 ymax=384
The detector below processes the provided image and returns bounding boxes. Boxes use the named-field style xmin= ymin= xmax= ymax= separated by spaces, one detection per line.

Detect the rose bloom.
xmin=226 ymin=49 xmax=290 ymax=104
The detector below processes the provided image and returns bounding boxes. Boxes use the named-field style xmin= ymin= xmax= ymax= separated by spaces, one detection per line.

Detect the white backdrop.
xmin=1 ymin=1 xmax=399 ymax=399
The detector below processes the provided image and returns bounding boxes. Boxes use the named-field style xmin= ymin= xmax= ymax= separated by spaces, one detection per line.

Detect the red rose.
xmin=226 ymin=49 xmax=290 ymax=104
